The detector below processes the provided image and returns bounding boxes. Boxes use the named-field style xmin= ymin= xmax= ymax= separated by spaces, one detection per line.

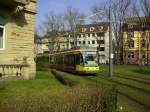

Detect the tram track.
xmin=82 ymin=75 xmax=150 ymax=111
xmin=52 ymin=70 xmax=150 ymax=111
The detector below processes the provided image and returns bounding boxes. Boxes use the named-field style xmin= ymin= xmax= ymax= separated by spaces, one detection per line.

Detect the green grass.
xmin=54 ymin=65 xmax=150 ymax=112
xmin=0 ymin=65 xmax=149 ymax=112
xmin=99 ymin=65 xmax=150 ymax=111
xmin=0 ymin=71 xmax=69 ymax=102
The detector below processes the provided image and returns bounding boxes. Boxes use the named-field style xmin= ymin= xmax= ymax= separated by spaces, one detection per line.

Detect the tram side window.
xmin=65 ymin=54 xmax=75 ymax=64
xmin=75 ymin=54 xmax=80 ymax=64
xmin=68 ymin=55 xmax=72 ymax=64
xmin=71 ymin=54 xmax=75 ymax=64
xmin=64 ymin=55 xmax=67 ymax=64
xmin=75 ymin=53 xmax=83 ymax=65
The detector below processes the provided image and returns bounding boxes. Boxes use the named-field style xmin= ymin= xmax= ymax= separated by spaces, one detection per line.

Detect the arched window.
xmin=0 ymin=16 xmax=5 ymax=49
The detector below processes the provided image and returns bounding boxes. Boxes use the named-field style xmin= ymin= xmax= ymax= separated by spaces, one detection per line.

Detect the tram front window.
xmin=84 ymin=53 xmax=97 ymax=66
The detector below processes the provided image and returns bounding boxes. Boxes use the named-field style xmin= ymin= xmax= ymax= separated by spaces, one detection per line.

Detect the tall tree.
xmin=64 ymin=6 xmax=85 ymax=31
xmin=64 ymin=6 xmax=86 ymax=46
xmin=90 ymin=0 xmax=131 ymax=64
xmin=42 ymin=12 xmax=65 ymax=51
xmin=110 ymin=0 xmax=131 ymax=64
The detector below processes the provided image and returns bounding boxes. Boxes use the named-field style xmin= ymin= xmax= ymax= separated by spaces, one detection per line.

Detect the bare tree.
xmin=42 ymin=12 xmax=65 ymax=51
xmin=90 ymin=0 xmax=131 ymax=64
xmin=64 ymin=6 xmax=86 ymax=31
xmin=64 ymin=6 xmax=86 ymax=47
xmin=108 ymin=0 xmax=131 ymax=64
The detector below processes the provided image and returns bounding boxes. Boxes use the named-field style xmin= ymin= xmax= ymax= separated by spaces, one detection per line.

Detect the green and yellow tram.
xmin=37 ymin=47 xmax=99 ymax=74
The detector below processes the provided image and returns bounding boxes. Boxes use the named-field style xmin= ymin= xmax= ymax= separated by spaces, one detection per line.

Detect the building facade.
xmin=69 ymin=22 xmax=110 ymax=64
xmin=123 ymin=17 xmax=150 ymax=65
xmin=0 ymin=0 xmax=36 ymax=79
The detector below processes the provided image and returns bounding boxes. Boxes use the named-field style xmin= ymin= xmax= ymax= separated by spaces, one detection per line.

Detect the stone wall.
xmin=0 ymin=0 xmax=36 ymax=79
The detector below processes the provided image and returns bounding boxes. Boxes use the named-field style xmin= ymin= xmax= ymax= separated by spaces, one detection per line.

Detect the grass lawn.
xmin=97 ymin=65 xmax=150 ymax=112
xmin=55 ymin=65 xmax=150 ymax=112
xmin=0 ymin=71 xmax=69 ymax=102
xmin=0 ymin=65 xmax=149 ymax=112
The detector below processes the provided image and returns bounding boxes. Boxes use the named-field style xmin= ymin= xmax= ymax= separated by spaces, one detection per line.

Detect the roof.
xmin=124 ymin=17 xmax=150 ymax=23
xmin=123 ymin=17 xmax=150 ymax=31
xmin=75 ymin=22 xmax=109 ymax=33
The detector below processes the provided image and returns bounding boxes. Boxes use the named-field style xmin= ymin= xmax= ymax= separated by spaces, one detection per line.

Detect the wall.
xmin=0 ymin=0 xmax=36 ymax=79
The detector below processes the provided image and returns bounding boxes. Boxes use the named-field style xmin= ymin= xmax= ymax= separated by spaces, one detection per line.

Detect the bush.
xmin=0 ymin=85 xmax=117 ymax=112
xmin=51 ymin=69 xmax=77 ymax=87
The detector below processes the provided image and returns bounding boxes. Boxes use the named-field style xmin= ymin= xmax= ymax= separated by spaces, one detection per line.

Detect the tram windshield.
xmin=82 ymin=52 xmax=97 ymax=66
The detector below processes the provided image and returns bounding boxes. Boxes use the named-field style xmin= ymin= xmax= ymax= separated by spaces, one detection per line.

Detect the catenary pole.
xmin=109 ymin=7 xmax=113 ymax=77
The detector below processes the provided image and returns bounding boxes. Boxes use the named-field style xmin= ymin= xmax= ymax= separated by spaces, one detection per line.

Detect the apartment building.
xmin=123 ymin=17 xmax=150 ymax=65
xmin=69 ymin=22 xmax=110 ymax=64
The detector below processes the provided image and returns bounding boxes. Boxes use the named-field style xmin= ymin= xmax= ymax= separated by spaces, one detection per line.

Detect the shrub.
xmin=0 ymin=85 xmax=117 ymax=112
xmin=51 ymin=69 xmax=77 ymax=87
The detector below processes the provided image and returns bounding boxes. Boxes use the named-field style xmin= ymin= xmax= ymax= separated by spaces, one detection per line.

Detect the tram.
xmin=37 ymin=46 xmax=99 ymax=74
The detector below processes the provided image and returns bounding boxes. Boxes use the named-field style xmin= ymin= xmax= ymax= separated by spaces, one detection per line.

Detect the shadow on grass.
xmin=132 ymin=69 xmax=150 ymax=76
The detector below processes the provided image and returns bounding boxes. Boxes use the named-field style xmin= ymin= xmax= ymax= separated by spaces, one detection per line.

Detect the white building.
xmin=69 ymin=22 xmax=110 ymax=64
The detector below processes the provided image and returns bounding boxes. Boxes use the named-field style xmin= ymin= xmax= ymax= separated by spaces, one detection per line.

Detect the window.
xmin=90 ymin=27 xmax=95 ymax=32
xmin=128 ymin=52 xmax=134 ymax=58
xmin=0 ymin=16 xmax=5 ymax=49
xmin=88 ymin=41 xmax=90 ymax=44
xmin=142 ymin=52 xmax=145 ymax=58
xmin=141 ymin=39 xmax=146 ymax=48
xmin=97 ymin=40 xmax=104 ymax=44
xmin=141 ymin=32 xmax=146 ymax=38
xmin=83 ymin=41 xmax=85 ymax=44
xmin=128 ymin=39 xmax=134 ymax=48
xmin=92 ymin=40 xmax=95 ymax=44
xmin=100 ymin=47 xmax=105 ymax=51
xmin=128 ymin=32 xmax=134 ymax=38
xmin=0 ymin=25 xmax=4 ymax=49
xmin=92 ymin=33 xmax=95 ymax=37
xmin=78 ymin=41 xmax=81 ymax=44
xmin=128 ymin=24 xmax=133 ymax=29
xmin=97 ymin=33 xmax=104 ymax=37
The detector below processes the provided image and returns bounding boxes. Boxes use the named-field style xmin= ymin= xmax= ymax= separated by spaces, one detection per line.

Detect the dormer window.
xmin=128 ymin=24 xmax=133 ymax=29
xmin=99 ymin=26 xmax=104 ymax=31
xmin=90 ymin=27 xmax=95 ymax=32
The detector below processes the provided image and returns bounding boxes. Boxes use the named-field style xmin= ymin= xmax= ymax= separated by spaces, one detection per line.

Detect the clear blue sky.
xmin=35 ymin=0 xmax=105 ymax=29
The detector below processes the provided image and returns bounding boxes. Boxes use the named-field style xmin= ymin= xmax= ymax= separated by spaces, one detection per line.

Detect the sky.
xmin=35 ymin=0 xmax=105 ymax=29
